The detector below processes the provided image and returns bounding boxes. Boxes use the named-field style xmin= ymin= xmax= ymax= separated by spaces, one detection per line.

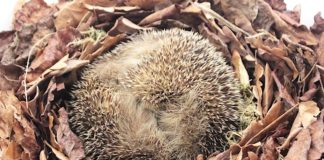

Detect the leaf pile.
xmin=0 ymin=0 xmax=324 ymax=159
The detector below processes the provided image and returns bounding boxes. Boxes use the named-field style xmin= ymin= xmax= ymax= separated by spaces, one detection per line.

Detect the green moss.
xmin=226 ymin=85 xmax=258 ymax=146
xmin=68 ymin=27 xmax=106 ymax=48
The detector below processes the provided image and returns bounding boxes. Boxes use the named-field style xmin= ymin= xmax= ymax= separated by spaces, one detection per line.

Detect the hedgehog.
xmin=67 ymin=29 xmax=243 ymax=160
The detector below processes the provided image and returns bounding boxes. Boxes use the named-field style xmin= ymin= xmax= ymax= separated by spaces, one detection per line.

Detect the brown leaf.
xmin=232 ymin=50 xmax=250 ymax=87
xmin=264 ymin=0 xmax=286 ymax=11
xmin=124 ymin=0 xmax=171 ymax=10
xmin=139 ymin=4 xmax=180 ymax=26
xmin=0 ymin=31 xmax=15 ymax=59
xmin=317 ymin=33 xmax=324 ymax=67
xmin=198 ymin=23 xmax=230 ymax=58
xmin=54 ymin=1 xmax=88 ymax=30
xmin=246 ymin=32 xmax=288 ymax=59
xmin=23 ymin=55 xmax=89 ymax=96
xmin=260 ymin=137 xmax=278 ymax=160
xmin=0 ymin=140 xmax=23 ymax=160
xmin=290 ymin=101 xmax=320 ymax=132
xmin=258 ymin=0 xmax=318 ymax=46
xmin=55 ymin=0 xmax=124 ymax=30
xmin=239 ymin=101 xmax=286 ymax=146
xmin=247 ymin=151 xmax=258 ymax=160
xmin=277 ymin=5 xmax=301 ymax=27
xmin=253 ymin=62 xmax=264 ymax=116
xmin=220 ymin=0 xmax=258 ymax=34
xmin=284 ymin=129 xmax=311 ymax=160
xmin=0 ymin=91 xmax=40 ymax=159
xmin=56 ymin=108 xmax=85 ymax=160
xmin=308 ymin=110 xmax=324 ymax=160
xmin=262 ymin=64 xmax=274 ymax=115
xmin=108 ymin=17 xmax=150 ymax=36
xmin=26 ymin=27 xmax=80 ymax=82
xmin=272 ymin=71 xmax=297 ymax=107
xmin=79 ymin=34 xmax=126 ymax=61
xmin=310 ymin=12 xmax=324 ymax=35
xmin=280 ymin=101 xmax=321 ymax=150
xmin=39 ymin=150 xmax=47 ymax=160
xmin=14 ymin=0 xmax=56 ymax=30
xmin=44 ymin=141 xmax=69 ymax=160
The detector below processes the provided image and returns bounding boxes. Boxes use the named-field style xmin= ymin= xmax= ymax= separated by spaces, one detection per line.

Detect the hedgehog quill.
xmin=67 ymin=29 xmax=243 ymax=159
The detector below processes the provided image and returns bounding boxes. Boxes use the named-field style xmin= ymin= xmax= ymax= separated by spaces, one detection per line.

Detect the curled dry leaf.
xmin=24 ymin=54 xmax=89 ymax=96
xmin=310 ymin=12 xmax=324 ymax=34
xmin=252 ymin=62 xmax=264 ymax=116
xmin=0 ymin=91 xmax=40 ymax=159
xmin=108 ymin=17 xmax=150 ymax=36
xmin=246 ymin=32 xmax=288 ymax=59
xmin=262 ymin=64 xmax=274 ymax=115
xmin=220 ymin=0 xmax=258 ymax=34
xmin=44 ymin=141 xmax=69 ymax=160
xmin=56 ymin=108 xmax=85 ymax=160
xmin=284 ymin=129 xmax=311 ymax=160
xmin=26 ymin=27 xmax=81 ymax=82
xmin=139 ymin=4 xmax=180 ymax=26
xmin=79 ymin=34 xmax=126 ymax=61
xmin=232 ymin=50 xmax=250 ymax=87
xmin=198 ymin=23 xmax=230 ymax=58
xmin=55 ymin=0 xmax=124 ymax=30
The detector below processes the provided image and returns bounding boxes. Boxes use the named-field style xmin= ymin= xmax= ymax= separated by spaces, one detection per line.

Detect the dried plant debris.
xmin=0 ymin=0 xmax=323 ymax=159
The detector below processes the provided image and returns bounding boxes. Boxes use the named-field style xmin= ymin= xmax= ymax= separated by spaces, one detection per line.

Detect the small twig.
xmin=299 ymin=60 xmax=318 ymax=83
xmin=245 ymin=103 xmax=299 ymax=145
xmin=193 ymin=2 xmax=251 ymax=36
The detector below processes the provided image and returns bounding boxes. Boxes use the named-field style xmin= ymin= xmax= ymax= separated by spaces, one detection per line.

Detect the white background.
xmin=0 ymin=0 xmax=324 ymax=31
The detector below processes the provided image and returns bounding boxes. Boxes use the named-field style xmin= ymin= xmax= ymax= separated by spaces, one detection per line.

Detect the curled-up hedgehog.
xmin=67 ymin=29 xmax=243 ymax=160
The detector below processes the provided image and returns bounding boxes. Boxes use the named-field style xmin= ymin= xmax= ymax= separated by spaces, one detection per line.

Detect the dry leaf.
xmin=56 ymin=108 xmax=85 ymax=160
xmin=317 ymin=33 xmax=324 ymax=67
xmin=232 ymin=50 xmax=250 ymax=87
xmin=260 ymin=137 xmax=278 ymax=160
xmin=290 ymin=101 xmax=320 ymax=132
xmin=108 ymin=17 xmax=150 ymax=36
xmin=44 ymin=141 xmax=69 ymax=160
xmin=14 ymin=0 xmax=56 ymax=30
xmin=124 ymin=0 xmax=171 ymax=10
xmin=0 ymin=91 xmax=40 ymax=159
xmin=139 ymin=4 xmax=180 ymax=26
xmin=26 ymin=27 xmax=80 ymax=82
xmin=310 ymin=12 xmax=324 ymax=34
xmin=262 ymin=64 xmax=274 ymax=115
xmin=239 ymin=101 xmax=286 ymax=146
xmin=252 ymin=62 xmax=264 ymax=116
xmin=264 ymin=0 xmax=286 ymax=11
xmin=24 ymin=54 xmax=89 ymax=96
xmin=220 ymin=0 xmax=258 ymax=33
xmin=308 ymin=110 xmax=324 ymax=160
xmin=284 ymin=129 xmax=311 ymax=160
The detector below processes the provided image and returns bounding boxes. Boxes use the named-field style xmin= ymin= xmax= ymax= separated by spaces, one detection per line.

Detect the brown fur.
xmin=68 ymin=29 xmax=242 ymax=159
